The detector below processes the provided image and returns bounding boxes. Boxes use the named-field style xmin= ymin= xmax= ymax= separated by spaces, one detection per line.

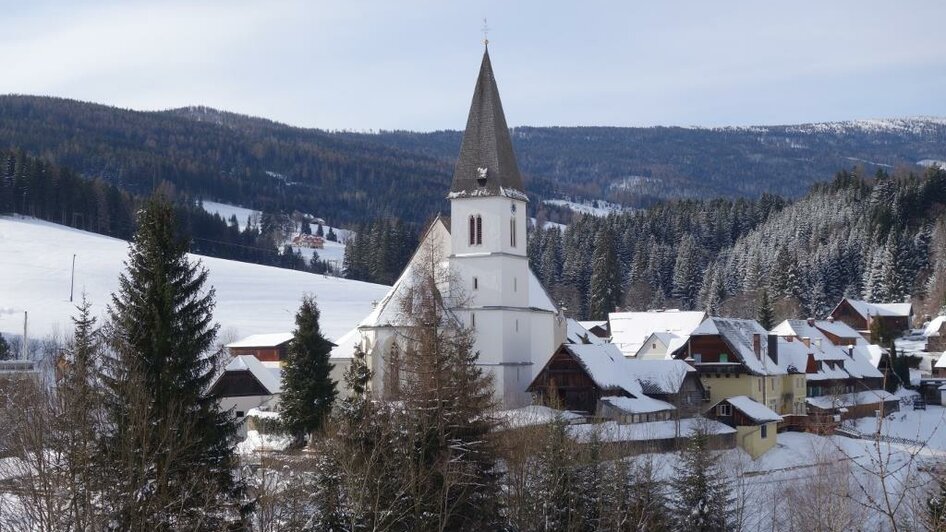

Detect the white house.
xmin=337 ymin=47 xmax=566 ymax=408
xmin=609 ymin=310 xmax=707 ymax=358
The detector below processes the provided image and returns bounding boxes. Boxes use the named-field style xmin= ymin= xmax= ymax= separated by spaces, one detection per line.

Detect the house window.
xmin=510 ymin=218 xmax=517 ymax=247
xmin=719 ymin=353 xmax=728 ymax=363
xmin=717 ymin=404 xmax=732 ymax=416
xmin=473 ymin=277 xmax=478 ymax=290
xmin=652 ymin=343 xmax=657 ymax=349
xmin=236 ymin=410 xmax=245 ymax=418
xmin=468 ymin=215 xmax=475 ymax=245
xmin=471 ymin=313 xmax=476 ymax=328
xmin=761 ymin=424 xmax=768 ymax=439
xmin=693 ymin=353 xmax=702 ymax=364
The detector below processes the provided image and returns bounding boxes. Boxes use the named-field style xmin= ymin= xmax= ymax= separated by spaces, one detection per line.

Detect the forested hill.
xmin=1 ymin=95 xmax=945 ymax=225
xmin=529 ymin=167 xmax=946 ymax=322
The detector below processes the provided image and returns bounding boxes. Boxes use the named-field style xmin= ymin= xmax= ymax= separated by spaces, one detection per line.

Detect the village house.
xmin=608 ymin=309 xmax=706 ymax=358
xmin=771 ymin=318 xmax=898 ymax=425
xmin=565 ymin=318 xmax=605 ymax=345
xmin=706 ymin=395 xmax=782 ymax=459
xmin=925 ymin=316 xmax=946 ymax=352
xmin=226 ymin=332 xmax=294 ymax=363
xmin=828 ymin=297 xmax=913 ymax=341
xmin=290 ymin=233 xmax=325 ymax=249
xmin=210 ymin=354 xmax=281 ymax=432
xmin=577 ymin=320 xmax=610 ymax=340
xmin=670 ymin=317 xmax=808 ymax=432
xmin=527 ymin=342 xmax=705 ymax=423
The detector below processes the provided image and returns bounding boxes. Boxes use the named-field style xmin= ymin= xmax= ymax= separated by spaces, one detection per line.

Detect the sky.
xmin=2 ymin=0 xmax=946 ymax=131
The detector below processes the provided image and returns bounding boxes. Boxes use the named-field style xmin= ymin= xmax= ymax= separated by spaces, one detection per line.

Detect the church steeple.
xmin=449 ymin=47 xmax=527 ymax=200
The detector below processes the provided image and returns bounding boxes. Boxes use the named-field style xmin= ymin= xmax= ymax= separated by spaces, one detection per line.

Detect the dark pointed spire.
xmin=449 ymin=47 xmax=527 ymax=200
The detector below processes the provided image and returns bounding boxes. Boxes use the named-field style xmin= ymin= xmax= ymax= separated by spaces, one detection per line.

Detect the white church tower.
xmin=348 ymin=46 xmax=565 ymax=408
xmin=447 ymin=46 xmax=540 ymax=405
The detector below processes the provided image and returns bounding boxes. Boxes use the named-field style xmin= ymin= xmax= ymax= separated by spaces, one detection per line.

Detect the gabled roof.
xmin=448 ymin=47 xmax=526 ymax=201
xmin=690 ymin=317 xmax=784 ymax=376
xmin=226 ymin=332 xmax=293 ymax=349
xmin=717 ymin=395 xmax=782 ymax=424
xmin=771 ymin=319 xmax=883 ymax=379
xmin=925 ymin=316 xmax=946 ymax=337
xmin=562 ymin=343 xmax=644 ymax=396
xmin=220 ymin=355 xmax=282 ymax=395
xmin=600 ymin=395 xmax=675 ymax=414
xmin=935 ymin=352 xmax=946 ymax=369
xmin=565 ymin=318 xmax=604 ymax=345
xmin=835 ymin=298 xmax=913 ymax=320
xmin=622 ymin=359 xmax=695 ymax=394
xmin=609 ymin=310 xmax=706 ymax=357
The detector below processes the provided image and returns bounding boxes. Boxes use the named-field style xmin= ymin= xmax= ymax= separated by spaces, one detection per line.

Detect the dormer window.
xmin=476 ymin=167 xmax=488 ymax=187
xmin=468 ymin=215 xmax=483 ymax=246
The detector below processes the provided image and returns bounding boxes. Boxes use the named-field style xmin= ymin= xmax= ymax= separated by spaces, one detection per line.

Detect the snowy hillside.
xmin=543 ymin=199 xmax=631 ymax=217
xmin=0 ymin=216 xmax=390 ymax=344
xmin=201 ymin=200 xmax=260 ymax=231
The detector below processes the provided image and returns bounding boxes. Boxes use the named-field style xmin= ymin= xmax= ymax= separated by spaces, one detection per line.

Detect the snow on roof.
xmin=608 ymin=310 xmax=706 ymax=357
xmin=812 ymin=320 xmax=863 ymax=341
xmin=226 ymin=332 xmax=294 ymax=348
xmin=622 ymin=359 xmax=694 ymax=394
xmin=772 ymin=319 xmax=883 ymax=379
xmin=842 ymin=299 xmax=912 ymax=320
xmin=564 ymin=343 xmax=643 ymax=396
xmin=600 ymin=395 xmax=676 ymax=414
xmin=936 ymin=353 xmax=946 ymax=369
xmin=578 ymin=320 xmax=607 ymax=330
xmin=722 ymin=395 xmax=782 ymax=423
xmin=329 ymin=328 xmax=360 ymax=359
xmin=925 ymin=316 xmax=946 ymax=337
xmin=693 ymin=317 xmax=785 ymax=376
xmin=806 ymin=389 xmax=898 ymax=410
xmin=494 ymin=405 xmax=584 ymax=430
xmin=566 ymin=319 xmax=604 ymax=345
xmin=223 ymin=355 xmax=282 ymax=394
xmin=568 ymin=418 xmax=736 ymax=443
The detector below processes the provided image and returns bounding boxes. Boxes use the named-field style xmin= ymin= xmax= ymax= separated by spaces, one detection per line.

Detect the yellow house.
xmin=672 ymin=317 xmax=807 ymax=436
xmin=707 ymin=395 xmax=781 ymax=459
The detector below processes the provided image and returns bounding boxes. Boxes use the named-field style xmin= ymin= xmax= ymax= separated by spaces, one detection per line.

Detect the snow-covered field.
xmin=0 ymin=216 xmax=390 ymax=344
xmin=200 ymin=200 xmax=352 ymax=268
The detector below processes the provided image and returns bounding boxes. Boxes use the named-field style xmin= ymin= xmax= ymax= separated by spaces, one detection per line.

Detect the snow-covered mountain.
xmin=0 ymin=215 xmax=390 ymax=345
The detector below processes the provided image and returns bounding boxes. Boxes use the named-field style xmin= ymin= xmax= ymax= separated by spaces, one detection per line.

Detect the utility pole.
xmin=70 ymin=254 xmax=76 ymax=302
xmin=22 ymin=311 xmax=27 ymax=360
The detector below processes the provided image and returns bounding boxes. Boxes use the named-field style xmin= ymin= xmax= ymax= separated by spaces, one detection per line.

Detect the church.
xmin=338 ymin=47 xmax=566 ymax=408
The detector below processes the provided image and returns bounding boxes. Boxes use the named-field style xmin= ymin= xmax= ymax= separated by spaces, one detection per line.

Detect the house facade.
xmin=706 ymin=395 xmax=781 ymax=459
xmin=671 ymin=317 xmax=807 ymax=431
xmin=828 ymin=298 xmax=913 ymax=340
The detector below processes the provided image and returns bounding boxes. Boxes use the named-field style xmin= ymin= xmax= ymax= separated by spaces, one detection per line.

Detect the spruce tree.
xmin=102 ymin=194 xmax=241 ymax=529
xmin=669 ymin=427 xmax=734 ymax=532
xmin=280 ymin=294 xmax=337 ymax=444
xmin=589 ymin=227 xmax=622 ymax=319
xmin=757 ymin=288 xmax=775 ymax=330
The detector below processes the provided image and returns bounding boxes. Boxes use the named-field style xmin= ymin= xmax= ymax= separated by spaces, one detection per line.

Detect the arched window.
xmin=468 ymin=215 xmax=476 ymax=245
xmin=475 ymin=215 xmax=483 ymax=245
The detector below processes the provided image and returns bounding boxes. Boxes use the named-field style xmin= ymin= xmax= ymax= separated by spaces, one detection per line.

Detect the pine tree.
xmin=669 ymin=426 xmax=734 ymax=532
xmin=300 ymin=218 xmax=311 ymax=235
xmin=757 ymin=288 xmax=775 ymax=330
xmin=280 ymin=295 xmax=337 ymax=445
xmin=589 ymin=227 xmax=622 ymax=319
xmin=316 ymin=223 xmax=324 ymax=237
xmin=101 ymin=194 xmax=241 ymax=528
xmin=326 ymin=226 xmax=337 ymax=242
xmin=672 ymin=235 xmax=700 ymax=309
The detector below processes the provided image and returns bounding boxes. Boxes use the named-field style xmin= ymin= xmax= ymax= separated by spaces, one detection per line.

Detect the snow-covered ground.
xmin=0 ymin=215 xmax=390 ymax=345
xmin=201 ymin=200 xmax=260 ymax=231
xmin=543 ymin=198 xmax=631 ymax=217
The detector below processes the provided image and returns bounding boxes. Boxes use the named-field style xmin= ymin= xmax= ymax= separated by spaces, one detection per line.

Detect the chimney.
xmin=847 ymin=345 xmax=854 ymax=358
xmin=801 ymin=337 xmax=811 ymax=348
xmin=768 ymin=333 xmax=779 ymax=367
xmin=815 ymin=338 xmax=822 ymax=349
xmin=827 ymin=316 xmax=835 ymax=323
xmin=807 ymin=317 xmax=815 ymax=326
xmin=753 ymin=334 xmax=762 ymax=359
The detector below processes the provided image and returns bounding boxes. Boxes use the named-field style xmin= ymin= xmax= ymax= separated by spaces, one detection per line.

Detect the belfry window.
xmin=468 ymin=215 xmax=476 ymax=245
xmin=510 ymin=218 xmax=516 ymax=247
xmin=475 ymin=215 xmax=483 ymax=245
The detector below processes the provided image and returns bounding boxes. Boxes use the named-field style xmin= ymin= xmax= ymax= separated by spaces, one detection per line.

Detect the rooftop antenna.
xmin=481 ymin=18 xmax=490 ymax=46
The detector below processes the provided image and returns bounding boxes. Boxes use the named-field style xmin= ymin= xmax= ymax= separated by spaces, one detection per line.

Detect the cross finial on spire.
xmin=482 ymin=18 xmax=490 ymax=46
